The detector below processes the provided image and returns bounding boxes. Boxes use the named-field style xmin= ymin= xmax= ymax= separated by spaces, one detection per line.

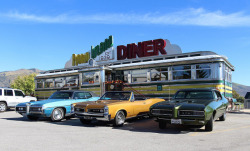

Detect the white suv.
xmin=0 ymin=88 xmax=37 ymax=112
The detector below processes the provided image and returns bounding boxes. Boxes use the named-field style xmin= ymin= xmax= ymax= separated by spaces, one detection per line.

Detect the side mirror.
xmin=217 ymin=97 xmax=222 ymax=101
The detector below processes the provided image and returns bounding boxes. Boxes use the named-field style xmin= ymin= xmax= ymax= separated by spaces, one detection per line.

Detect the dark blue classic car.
xmin=15 ymin=90 xmax=99 ymax=121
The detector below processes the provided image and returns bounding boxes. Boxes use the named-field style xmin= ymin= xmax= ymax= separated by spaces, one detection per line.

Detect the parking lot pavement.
xmin=1 ymin=110 xmax=250 ymax=151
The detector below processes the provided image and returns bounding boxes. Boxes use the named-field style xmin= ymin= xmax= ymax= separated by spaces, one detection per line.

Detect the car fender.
xmin=0 ymin=100 xmax=7 ymax=106
xmin=204 ymin=105 xmax=214 ymax=122
xmin=115 ymin=109 xmax=127 ymax=118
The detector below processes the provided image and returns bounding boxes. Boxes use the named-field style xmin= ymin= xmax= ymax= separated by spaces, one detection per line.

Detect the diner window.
xmin=55 ymin=77 xmax=65 ymax=88
xmin=66 ymin=76 xmax=78 ymax=86
xmin=82 ymin=72 xmax=99 ymax=84
xmin=229 ymin=73 xmax=232 ymax=82
xmin=113 ymin=71 xmax=129 ymax=83
xmin=44 ymin=79 xmax=53 ymax=88
xmin=172 ymin=65 xmax=191 ymax=80
xmin=37 ymin=79 xmax=43 ymax=88
xmin=131 ymin=69 xmax=148 ymax=83
xmin=224 ymin=66 xmax=232 ymax=82
xmin=150 ymin=68 xmax=168 ymax=81
xmin=151 ymin=71 xmax=161 ymax=81
xmin=196 ymin=64 xmax=211 ymax=79
xmin=123 ymin=71 xmax=129 ymax=83
xmin=161 ymin=68 xmax=168 ymax=81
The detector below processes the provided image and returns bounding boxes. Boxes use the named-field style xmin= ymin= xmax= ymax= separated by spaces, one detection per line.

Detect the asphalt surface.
xmin=1 ymin=110 xmax=250 ymax=151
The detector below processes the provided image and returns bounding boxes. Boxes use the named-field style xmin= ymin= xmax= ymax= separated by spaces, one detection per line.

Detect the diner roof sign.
xmin=64 ymin=36 xmax=182 ymax=68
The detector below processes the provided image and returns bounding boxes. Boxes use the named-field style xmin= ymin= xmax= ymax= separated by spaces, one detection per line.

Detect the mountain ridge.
xmin=0 ymin=68 xmax=43 ymax=87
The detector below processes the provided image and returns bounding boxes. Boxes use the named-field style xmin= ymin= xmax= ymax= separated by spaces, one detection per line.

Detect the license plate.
xmin=171 ymin=119 xmax=182 ymax=124
xmin=84 ymin=116 xmax=92 ymax=120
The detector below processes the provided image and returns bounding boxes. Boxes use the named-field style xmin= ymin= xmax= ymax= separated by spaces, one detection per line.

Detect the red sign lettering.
xmin=117 ymin=39 xmax=166 ymax=60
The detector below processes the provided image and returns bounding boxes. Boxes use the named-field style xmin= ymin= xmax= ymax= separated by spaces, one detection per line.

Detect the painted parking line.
xmin=190 ymin=125 xmax=250 ymax=136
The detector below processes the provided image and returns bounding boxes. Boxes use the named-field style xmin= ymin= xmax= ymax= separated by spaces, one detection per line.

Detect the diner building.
xmin=35 ymin=36 xmax=234 ymax=100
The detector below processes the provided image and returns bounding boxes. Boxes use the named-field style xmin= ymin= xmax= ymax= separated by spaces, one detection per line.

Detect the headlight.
xmin=104 ymin=106 xmax=109 ymax=114
xmin=71 ymin=104 xmax=74 ymax=113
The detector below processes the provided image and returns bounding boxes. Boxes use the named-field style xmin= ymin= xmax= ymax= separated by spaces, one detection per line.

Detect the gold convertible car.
xmin=73 ymin=91 xmax=165 ymax=126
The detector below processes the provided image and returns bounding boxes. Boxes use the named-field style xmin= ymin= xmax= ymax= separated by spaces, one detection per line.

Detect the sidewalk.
xmin=241 ymin=109 xmax=250 ymax=113
xmin=227 ymin=108 xmax=250 ymax=113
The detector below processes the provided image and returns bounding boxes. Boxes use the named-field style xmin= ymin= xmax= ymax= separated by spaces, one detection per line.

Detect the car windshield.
xmin=175 ymin=91 xmax=214 ymax=99
xmin=100 ymin=92 xmax=131 ymax=100
xmin=49 ymin=91 xmax=73 ymax=99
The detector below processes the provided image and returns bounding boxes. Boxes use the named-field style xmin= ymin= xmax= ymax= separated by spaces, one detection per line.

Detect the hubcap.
xmin=0 ymin=104 xmax=6 ymax=112
xmin=53 ymin=109 xmax=63 ymax=120
xmin=117 ymin=112 xmax=125 ymax=125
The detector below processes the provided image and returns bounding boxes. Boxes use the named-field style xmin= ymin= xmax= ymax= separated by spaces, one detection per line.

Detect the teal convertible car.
xmin=150 ymin=89 xmax=228 ymax=131
xmin=15 ymin=90 xmax=99 ymax=121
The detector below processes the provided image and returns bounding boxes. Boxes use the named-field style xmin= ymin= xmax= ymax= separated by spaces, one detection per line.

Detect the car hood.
xmin=74 ymin=99 xmax=126 ymax=108
xmin=16 ymin=99 xmax=69 ymax=107
xmin=151 ymin=99 xmax=213 ymax=111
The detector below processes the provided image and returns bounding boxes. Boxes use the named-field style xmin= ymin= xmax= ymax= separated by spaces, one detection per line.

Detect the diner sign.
xmin=91 ymin=35 xmax=113 ymax=59
xmin=66 ymin=37 xmax=182 ymax=68
xmin=72 ymin=52 xmax=90 ymax=66
xmin=71 ymin=35 xmax=113 ymax=66
xmin=117 ymin=39 xmax=167 ymax=60
xmin=96 ymin=47 xmax=114 ymax=61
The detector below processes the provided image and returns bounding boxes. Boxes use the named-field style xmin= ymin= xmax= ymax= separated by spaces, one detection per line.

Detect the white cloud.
xmin=1 ymin=8 xmax=250 ymax=27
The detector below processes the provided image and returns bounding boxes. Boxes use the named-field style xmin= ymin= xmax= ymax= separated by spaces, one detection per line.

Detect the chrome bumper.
xmin=156 ymin=117 xmax=205 ymax=125
xmin=75 ymin=112 xmax=111 ymax=121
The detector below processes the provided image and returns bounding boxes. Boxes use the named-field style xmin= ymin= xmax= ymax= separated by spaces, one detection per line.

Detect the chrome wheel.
xmin=117 ymin=112 xmax=125 ymax=124
xmin=51 ymin=108 xmax=64 ymax=121
xmin=114 ymin=111 xmax=125 ymax=126
xmin=0 ymin=102 xmax=7 ymax=112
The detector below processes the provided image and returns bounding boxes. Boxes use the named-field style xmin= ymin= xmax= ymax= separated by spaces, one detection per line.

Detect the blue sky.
xmin=0 ymin=0 xmax=250 ymax=86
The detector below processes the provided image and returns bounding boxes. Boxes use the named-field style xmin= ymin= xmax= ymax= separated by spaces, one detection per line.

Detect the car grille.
xmin=16 ymin=107 xmax=27 ymax=112
xmin=88 ymin=109 xmax=104 ymax=113
xmin=178 ymin=110 xmax=204 ymax=117
xmin=75 ymin=108 xmax=85 ymax=112
xmin=29 ymin=107 xmax=42 ymax=112
xmin=151 ymin=109 xmax=172 ymax=116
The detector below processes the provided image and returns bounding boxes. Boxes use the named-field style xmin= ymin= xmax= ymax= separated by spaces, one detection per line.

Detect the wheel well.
xmin=119 ymin=109 xmax=127 ymax=117
xmin=213 ymin=111 xmax=216 ymax=118
xmin=0 ymin=101 xmax=7 ymax=105
xmin=54 ymin=107 xmax=66 ymax=116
